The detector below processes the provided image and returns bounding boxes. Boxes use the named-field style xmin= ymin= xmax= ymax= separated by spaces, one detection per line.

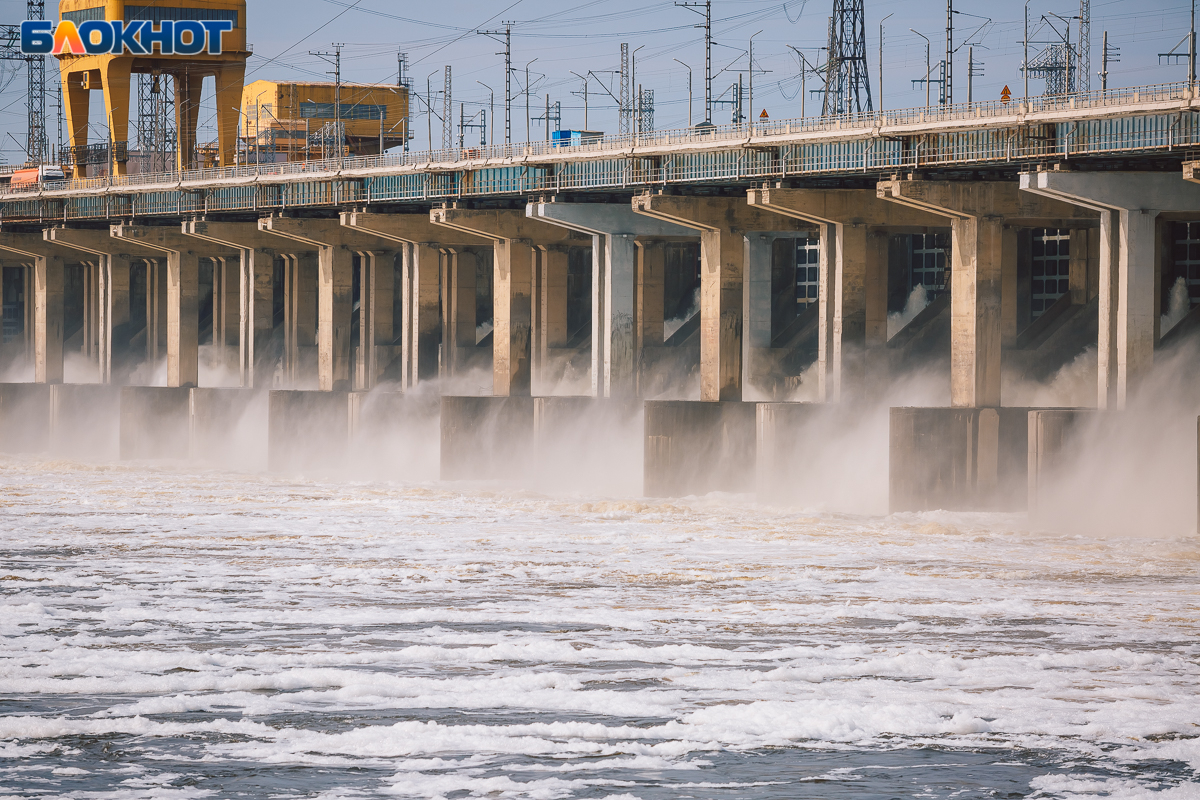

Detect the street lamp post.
xmin=911 ymin=28 xmax=932 ymax=107
xmin=477 ymin=81 xmax=495 ymax=147
xmin=749 ymin=30 xmax=762 ymax=132
xmin=674 ymin=59 xmax=693 ymax=127
xmin=880 ymin=13 xmax=893 ymax=111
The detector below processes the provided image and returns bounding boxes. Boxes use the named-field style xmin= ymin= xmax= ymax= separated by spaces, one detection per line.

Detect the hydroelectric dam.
xmin=1 ymin=79 xmax=1199 ymax=522
xmin=5 ymin=0 xmax=1200 ymax=796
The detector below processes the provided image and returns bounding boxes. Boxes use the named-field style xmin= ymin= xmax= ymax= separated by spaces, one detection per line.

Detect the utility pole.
xmin=632 ymin=45 xmax=645 ymax=134
xmin=620 ymin=44 xmax=631 ymax=135
xmin=478 ymin=24 xmax=514 ymax=144
xmin=676 ymin=0 xmax=712 ymax=124
xmin=1191 ymin=0 xmax=1197 ymax=87
xmin=1099 ymin=30 xmax=1119 ymax=92
xmin=749 ymin=30 xmax=762 ymax=127
xmin=968 ymin=46 xmax=984 ymax=102
xmin=788 ymin=46 xmax=816 ymax=118
xmin=570 ymin=71 xmax=589 ymax=129
xmin=311 ymin=44 xmax=344 ymax=157
xmin=879 ymin=13 xmax=893 ymax=111
xmin=443 ymin=66 xmax=453 ymax=151
xmin=1024 ymin=1 xmax=1030 ymax=100
xmin=946 ymin=0 xmax=954 ymax=105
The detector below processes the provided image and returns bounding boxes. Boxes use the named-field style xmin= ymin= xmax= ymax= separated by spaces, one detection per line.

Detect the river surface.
xmin=1 ymin=457 xmax=1198 ymax=799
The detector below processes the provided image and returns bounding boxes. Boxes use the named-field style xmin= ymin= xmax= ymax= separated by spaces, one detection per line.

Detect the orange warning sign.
xmin=1001 ymin=85 xmax=1012 ymax=104
xmin=759 ymin=109 xmax=769 ymax=119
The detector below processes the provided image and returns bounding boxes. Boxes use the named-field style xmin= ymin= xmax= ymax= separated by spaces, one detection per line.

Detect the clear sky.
xmin=0 ymin=0 xmax=1193 ymax=161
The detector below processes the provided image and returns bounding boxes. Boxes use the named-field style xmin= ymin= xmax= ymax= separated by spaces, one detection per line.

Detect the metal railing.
xmin=3 ymin=80 xmax=1195 ymax=200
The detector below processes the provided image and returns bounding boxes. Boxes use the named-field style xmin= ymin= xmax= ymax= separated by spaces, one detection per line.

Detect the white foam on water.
xmin=1 ymin=459 xmax=1198 ymax=797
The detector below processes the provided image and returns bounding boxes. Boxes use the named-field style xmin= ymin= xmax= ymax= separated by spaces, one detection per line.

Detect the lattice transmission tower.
xmin=1077 ymin=0 xmax=1091 ymax=92
xmin=822 ymin=0 xmax=873 ymax=115
xmin=0 ymin=1 xmax=49 ymax=163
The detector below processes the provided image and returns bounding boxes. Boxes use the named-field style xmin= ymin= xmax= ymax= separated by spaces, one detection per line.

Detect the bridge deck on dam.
xmin=1 ymin=81 xmax=1199 ymax=222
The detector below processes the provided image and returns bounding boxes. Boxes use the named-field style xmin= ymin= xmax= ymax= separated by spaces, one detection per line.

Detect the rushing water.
xmin=1 ymin=456 xmax=1198 ymax=799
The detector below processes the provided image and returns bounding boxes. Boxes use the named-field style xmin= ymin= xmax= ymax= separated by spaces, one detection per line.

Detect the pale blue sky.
xmin=0 ymin=0 xmax=1192 ymax=161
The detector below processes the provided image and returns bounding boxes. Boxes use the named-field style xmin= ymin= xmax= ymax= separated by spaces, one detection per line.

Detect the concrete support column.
xmin=636 ymin=240 xmax=666 ymax=352
xmin=743 ymin=232 xmax=779 ymax=398
xmin=493 ymin=238 xmax=535 ymax=397
xmin=1022 ymin=171 xmax=1200 ymax=409
xmin=1069 ymin=228 xmax=1089 ymax=304
xmin=633 ymin=196 xmax=802 ymax=402
xmin=148 ymin=259 xmax=166 ymax=365
xmin=83 ymin=262 xmax=98 ymax=364
xmin=319 ymin=245 xmax=354 ymax=391
xmin=340 ymin=212 xmax=488 ymax=389
xmin=167 ymin=251 xmax=200 ymax=388
xmin=97 ymin=256 xmax=133 ymax=384
xmin=1116 ymin=210 xmax=1157 ymax=406
xmin=411 ymin=243 xmax=442 ymax=386
xmin=865 ymin=229 xmax=889 ymax=350
xmin=34 ymin=256 xmax=65 ymax=385
xmin=282 ymin=254 xmax=318 ymax=387
xmin=214 ymin=256 xmax=240 ymax=367
xmin=527 ymin=202 xmax=692 ymax=399
xmin=242 ymin=248 xmax=275 ymax=387
xmin=949 ymin=215 xmax=1004 ymax=408
xmin=602 ymin=234 xmax=635 ymax=398
xmin=538 ymin=245 xmax=569 ymax=392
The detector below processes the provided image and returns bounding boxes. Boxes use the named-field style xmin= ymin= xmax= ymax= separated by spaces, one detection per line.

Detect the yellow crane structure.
xmin=56 ymin=0 xmax=248 ymax=176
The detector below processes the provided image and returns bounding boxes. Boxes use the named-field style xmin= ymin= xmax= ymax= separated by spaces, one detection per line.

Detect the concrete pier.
xmin=119 ymin=386 xmax=191 ymax=459
xmin=440 ymin=395 xmax=535 ymax=481
xmin=644 ymin=400 xmax=756 ymax=497
xmin=633 ymin=195 xmax=808 ymax=402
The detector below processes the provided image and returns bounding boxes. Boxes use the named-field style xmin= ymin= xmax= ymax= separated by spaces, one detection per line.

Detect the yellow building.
xmin=242 ymin=80 xmax=410 ymax=161
xmin=56 ymin=0 xmax=248 ymax=175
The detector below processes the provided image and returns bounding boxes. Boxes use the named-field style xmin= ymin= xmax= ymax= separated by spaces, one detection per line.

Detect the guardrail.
xmin=5 ymin=80 xmax=1196 ymax=199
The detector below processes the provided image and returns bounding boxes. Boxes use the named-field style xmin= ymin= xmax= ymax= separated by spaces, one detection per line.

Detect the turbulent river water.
xmin=1 ymin=456 xmax=1198 ymax=799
